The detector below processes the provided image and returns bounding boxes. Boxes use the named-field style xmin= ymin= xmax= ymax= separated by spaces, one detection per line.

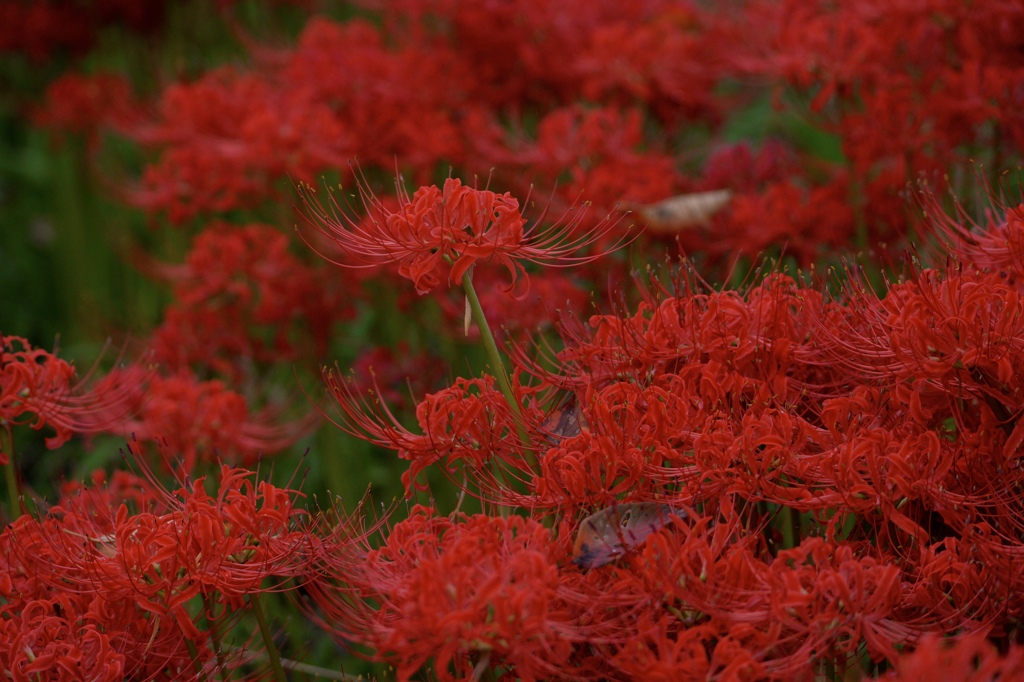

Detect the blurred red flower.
xmin=0 ymin=336 xmax=140 ymax=465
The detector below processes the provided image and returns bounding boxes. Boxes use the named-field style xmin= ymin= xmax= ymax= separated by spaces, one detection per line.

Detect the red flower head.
xmin=1 ymin=464 xmax=311 ymax=679
xmin=883 ymin=632 xmax=1024 ymax=680
xmin=0 ymin=599 xmax=125 ymax=682
xmin=112 ymin=371 xmax=316 ymax=471
xmin=307 ymin=506 xmax=574 ymax=682
xmin=0 ymin=335 xmax=141 ymax=465
xmin=301 ymin=172 xmax=627 ymax=296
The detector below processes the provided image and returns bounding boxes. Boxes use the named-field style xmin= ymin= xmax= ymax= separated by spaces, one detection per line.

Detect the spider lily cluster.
xmin=5 ymin=0 xmax=1024 ymax=680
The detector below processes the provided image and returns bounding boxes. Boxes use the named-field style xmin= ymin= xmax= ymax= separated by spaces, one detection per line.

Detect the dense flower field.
xmin=4 ymin=0 xmax=1024 ymax=679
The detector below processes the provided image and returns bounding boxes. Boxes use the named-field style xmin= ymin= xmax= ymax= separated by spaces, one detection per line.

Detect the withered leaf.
xmin=631 ymin=189 xmax=733 ymax=233
xmin=572 ymin=502 xmax=682 ymax=569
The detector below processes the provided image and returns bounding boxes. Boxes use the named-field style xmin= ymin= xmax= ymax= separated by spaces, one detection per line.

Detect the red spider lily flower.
xmin=575 ymin=9 xmax=724 ymax=127
xmin=0 ymin=335 xmax=142 ymax=465
xmin=145 ymin=222 xmax=348 ymax=381
xmin=762 ymin=540 xmax=912 ymax=667
xmin=555 ymin=508 xmax=765 ymax=678
xmin=119 ymin=16 xmax=473 ymax=221
xmin=917 ymin=178 xmax=1024 ymax=283
xmin=108 ymin=370 xmax=317 ymax=470
xmin=882 ymin=631 xmax=1024 ymax=681
xmin=533 ymin=403 xmax=650 ymax=508
xmin=471 ymin=105 xmax=681 ymax=233
xmin=817 ymin=264 xmax=1024 ymax=431
xmin=0 ymin=598 xmax=125 ymax=682
xmin=31 ymin=72 xmax=139 ymax=150
xmin=713 ymin=177 xmax=856 ymax=265
xmin=635 ymin=533 xmax=922 ymax=676
xmin=324 ymin=370 xmax=542 ymax=499
xmin=608 ymin=616 xmax=764 ymax=682
xmin=111 ymin=463 xmax=314 ymax=609
xmin=300 ymin=172 xmax=627 ymax=296
xmin=741 ymin=0 xmax=1024 ymax=254
xmin=1 ymin=464 xmax=311 ymax=679
xmin=0 ymin=510 xmax=203 ymax=678
xmin=907 ymin=533 xmax=1019 ymax=631
xmin=307 ymin=506 xmax=577 ymax=682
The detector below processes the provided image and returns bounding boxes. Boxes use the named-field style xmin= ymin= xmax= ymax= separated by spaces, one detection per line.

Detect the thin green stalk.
xmin=3 ymin=427 xmax=20 ymax=520
xmin=249 ymin=592 xmax=287 ymax=682
xmin=183 ymin=637 xmax=208 ymax=682
xmin=779 ymin=505 xmax=796 ymax=550
xmin=202 ymin=593 xmax=227 ymax=681
xmin=460 ymin=269 xmax=533 ymax=456
xmin=777 ymin=474 xmax=799 ymax=550
xmin=823 ymin=656 xmax=836 ymax=681
xmin=222 ymin=644 xmax=366 ymax=681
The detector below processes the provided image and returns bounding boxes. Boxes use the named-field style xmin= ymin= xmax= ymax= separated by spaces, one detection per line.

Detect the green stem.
xmin=822 ymin=653 xmax=840 ymax=682
xmin=249 ymin=592 xmax=287 ymax=682
xmin=202 ymin=593 xmax=227 ymax=681
xmin=3 ymin=427 xmax=21 ymax=520
xmin=779 ymin=505 xmax=796 ymax=550
xmin=460 ymin=269 xmax=533 ymax=456
xmin=183 ymin=637 xmax=208 ymax=682
xmin=221 ymin=644 xmax=365 ymax=681
xmin=775 ymin=474 xmax=798 ymax=550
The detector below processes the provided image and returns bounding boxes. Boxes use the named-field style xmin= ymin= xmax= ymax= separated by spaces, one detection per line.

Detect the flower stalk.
xmin=250 ymin=591 xmax=288 ymax=682
xmin=203 ymin=593 xmax=228 ymax=681
xmin=460 ymin=267 xmax=532 ymax=456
